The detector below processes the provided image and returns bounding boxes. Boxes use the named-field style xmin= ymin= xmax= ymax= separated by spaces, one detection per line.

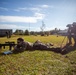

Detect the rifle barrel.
xmin=0 ymin=43 xmax=17 ymax=50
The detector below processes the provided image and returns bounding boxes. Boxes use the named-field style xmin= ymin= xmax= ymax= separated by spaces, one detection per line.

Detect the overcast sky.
xmin=0 ymin=0 xmax=76 ymax=31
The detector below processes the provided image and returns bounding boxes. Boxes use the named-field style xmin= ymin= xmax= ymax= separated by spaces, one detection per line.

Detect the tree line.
xmin=13 ymin=28 xmax=60 ymax=36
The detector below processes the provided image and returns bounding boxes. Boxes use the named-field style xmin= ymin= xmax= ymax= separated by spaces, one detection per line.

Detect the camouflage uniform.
xmin=72 ymin=23 xmax=76 ymax=46
xmin=12 ymin=41 xmax=33 ymax=53
xmin=12 ymin=38 xmax=58 ymax=54
xmin=33 ymin=40 xmax=51 ymax=50
xmin=67 ymin=22 xmax=76 ymax=46
xmin=67 ymin=25 xmax=72 ymax=44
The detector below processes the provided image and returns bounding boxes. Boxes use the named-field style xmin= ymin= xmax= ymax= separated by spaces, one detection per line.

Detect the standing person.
xmin=72 ymin=22 xmax=76 ymax=46
xmin=8 ymin=31 xmax=11 ymax=38
xmin=6 ymin=31 xmax=9 ymax=38
xmin=66 ymin=24 xmax=72 ymax=45
xmin=66 ymin=22 xmax=76 ymax=46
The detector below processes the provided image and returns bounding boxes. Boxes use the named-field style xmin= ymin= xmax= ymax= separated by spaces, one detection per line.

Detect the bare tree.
xmin=40 ymin=21 xmax=46 ymax=36
xmin=40 ymin=21 xmax=45 ymax=32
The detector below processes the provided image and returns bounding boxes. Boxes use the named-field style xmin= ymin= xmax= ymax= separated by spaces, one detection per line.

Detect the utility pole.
xmin=29 ymin=22 xmax=30 ymax=32
xmin=29 ymin=22 xmax=30 ymax=35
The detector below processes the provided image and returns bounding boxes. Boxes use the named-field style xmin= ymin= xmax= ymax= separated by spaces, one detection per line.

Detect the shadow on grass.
xmin=0 ymin=46 xmax=76 ymax=56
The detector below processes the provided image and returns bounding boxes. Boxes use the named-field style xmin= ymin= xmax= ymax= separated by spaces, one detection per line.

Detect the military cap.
xmin=66 ymin=24 xmax=72 ymax=27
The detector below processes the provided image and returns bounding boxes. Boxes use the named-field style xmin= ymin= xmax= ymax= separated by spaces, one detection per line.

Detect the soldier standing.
xmin=67 ymin=22 xmax=76 ymax=46
xmin=72 ymin=22 xmax=76 ymax=46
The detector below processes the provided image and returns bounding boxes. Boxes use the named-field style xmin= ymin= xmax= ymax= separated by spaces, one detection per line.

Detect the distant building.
xmin=58 ymin=30 xmax=68 ymax=36
xmin=0 ymin=29 xmax=12 ymax=37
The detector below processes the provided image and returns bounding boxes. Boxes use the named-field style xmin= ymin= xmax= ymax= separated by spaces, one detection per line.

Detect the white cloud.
xmin=0 ymin=7 xmax=8 ymax=11
xmin=39 ymin=4 xmax=55 ymax=9
xmin=0 ymin=24 xmax=40 ymax=31
xmin=0 ymin=24 xmax=20 ymax=29
xmin=14 ymin=7 xmax=27 ymax=12
xmin=40 ymin=5 xmax=49 ymax=8
xmin=18 ymin=7 xmax=27 ymax=10
xmin=0 ymin=16 xmax=36 ymax=23
xmin=0 ymin=14 xmax=45 ymax=23
xmin=37 ymin=4 xmax=54 ymax=9
xmin=34 ymin=13 xmax=45 ymax=19
xmin=0 ymin=24 xmax=30 ymax=30
xmin=14 ymin=7 xmax=41 ymax=12
xmin=29 ymin=7 xmax=41 ymax=12
xmin=14 ymin=4 xmax=49 ymax=12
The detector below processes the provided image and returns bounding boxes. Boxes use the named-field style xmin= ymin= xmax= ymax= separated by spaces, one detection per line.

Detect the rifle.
xmin=0 ymin=41 xmax=17 ymax=50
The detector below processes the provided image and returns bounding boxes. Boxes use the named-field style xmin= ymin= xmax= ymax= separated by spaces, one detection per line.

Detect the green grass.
xmin=0 ymin=35 xmax=76 ymax=75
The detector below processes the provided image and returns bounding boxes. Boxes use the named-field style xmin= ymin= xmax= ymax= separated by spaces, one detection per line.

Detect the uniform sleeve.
xmin=18 ymin=42 xmax=27 ymax=51
xmin=12 ymin=42 xmax=27 ymax=53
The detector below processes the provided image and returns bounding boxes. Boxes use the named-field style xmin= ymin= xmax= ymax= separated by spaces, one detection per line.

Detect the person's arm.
xmin=18 ymin=43 xmax=26 ymax=51
xmin=12 ymin=42 xmax=27 ymax=53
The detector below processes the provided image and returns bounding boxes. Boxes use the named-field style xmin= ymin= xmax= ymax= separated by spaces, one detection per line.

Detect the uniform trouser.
xmin=67 ymin=35 xmax=72 ymax=44
xmin=68 ymin=34 xmax=76 ymax=45
xmin=33 ymin=44 xmax=49 ymax=50
xmin=73 ymin=35 xmax=76 ymax=45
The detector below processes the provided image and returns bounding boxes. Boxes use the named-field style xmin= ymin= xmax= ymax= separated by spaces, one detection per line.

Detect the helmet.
xmin=66 ymin=24 xmax=72 ymax=27
xmin=72 ymin=22 xmax=76 ymax=26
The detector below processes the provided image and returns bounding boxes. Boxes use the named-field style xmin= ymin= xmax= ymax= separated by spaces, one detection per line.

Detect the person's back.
xmin=25 ymin=41 xmax=33 ymax=50
xmin=33 ymin=40 xmax=51 ymax=50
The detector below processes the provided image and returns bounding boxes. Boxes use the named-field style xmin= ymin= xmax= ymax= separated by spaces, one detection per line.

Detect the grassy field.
xmin=0 ymin=35 xmax=76 ymax=75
